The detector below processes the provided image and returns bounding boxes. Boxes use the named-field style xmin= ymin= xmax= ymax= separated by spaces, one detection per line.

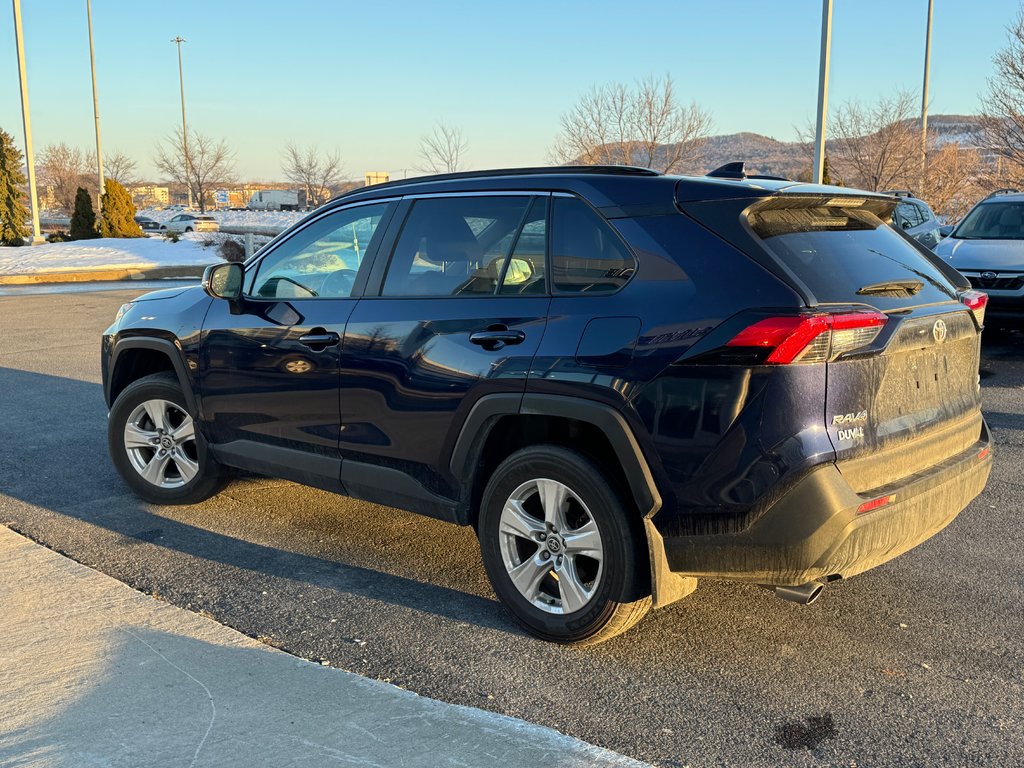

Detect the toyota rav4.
xmin=103 ymin=166 xmax=993 ymax=645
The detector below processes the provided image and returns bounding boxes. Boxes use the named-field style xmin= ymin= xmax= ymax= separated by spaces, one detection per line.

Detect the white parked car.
xmin=161 ymin=213 xmax=220 ymax=233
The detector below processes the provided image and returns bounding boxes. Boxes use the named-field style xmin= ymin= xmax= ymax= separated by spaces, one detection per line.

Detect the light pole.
xmin=812 ymin=0 xmax=834 ymax=185
xmin=12 ymin=0 xmax=44 ymax=244
xmin=920 ymin=0 xmax=934 ymax=192
xmin=86 ymin=0 xmax=104 ymax=212
xmin=172 ymin=36 xmax=192 ymax=208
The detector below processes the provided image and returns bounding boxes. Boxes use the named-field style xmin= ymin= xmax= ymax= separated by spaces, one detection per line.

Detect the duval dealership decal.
xmin=832 ymin=410 xmax=868 ymax=443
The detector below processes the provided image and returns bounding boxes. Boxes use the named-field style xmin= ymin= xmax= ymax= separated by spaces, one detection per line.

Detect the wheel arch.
xmin=449 ymin=393 xmax=694 ymax=610
xmin=107 ymin=337 xmax=197 ymax=415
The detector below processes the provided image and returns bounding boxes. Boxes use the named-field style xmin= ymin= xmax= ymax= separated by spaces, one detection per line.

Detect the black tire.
xmin=185 ymin=227 xmax=193 ymax=233
xmin=478 ymin=445 xmax=651 ymax=645
xmin=108 ymin=372 xmax=225 ymax=504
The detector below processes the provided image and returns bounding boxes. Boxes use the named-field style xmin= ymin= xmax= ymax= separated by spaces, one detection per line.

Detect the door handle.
xmin=298 ymin=328 xmax=340 ymax=349
xmin=469 ymin=326 xmax=526 ymax=351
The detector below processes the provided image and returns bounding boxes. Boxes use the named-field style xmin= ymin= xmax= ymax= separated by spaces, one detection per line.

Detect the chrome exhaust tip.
xmin=767 ymin=581 xmax=825 ymax=605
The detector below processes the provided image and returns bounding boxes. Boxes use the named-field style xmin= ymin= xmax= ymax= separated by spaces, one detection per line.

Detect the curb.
xmin=0 ymin=265 xmax=208 ymax=286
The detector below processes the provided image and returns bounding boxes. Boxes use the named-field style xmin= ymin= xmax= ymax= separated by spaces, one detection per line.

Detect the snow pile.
xmin=0 ymin=235 xmax=221 ymax=276
xmin=137 ymin=208 xmax=304 ymax=231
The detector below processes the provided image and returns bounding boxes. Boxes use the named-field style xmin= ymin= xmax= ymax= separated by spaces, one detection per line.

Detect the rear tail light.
xmin=726 ymin=310 xmax=887 ymax=364
xmin=960 ymin=290 xmax=988 ymax=327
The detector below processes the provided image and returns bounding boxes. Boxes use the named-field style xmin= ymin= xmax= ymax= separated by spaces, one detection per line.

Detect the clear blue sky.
xmin=1 ymin=0 xmax=1020 ymax=181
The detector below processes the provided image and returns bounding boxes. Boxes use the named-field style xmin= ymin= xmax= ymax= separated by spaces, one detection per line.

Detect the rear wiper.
xmin=856 ymin=279 xmax=924 ymax=296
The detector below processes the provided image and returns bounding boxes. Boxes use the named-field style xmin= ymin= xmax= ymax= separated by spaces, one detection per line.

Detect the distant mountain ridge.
xmin=692 ymin=114 xmax=985 ymax=178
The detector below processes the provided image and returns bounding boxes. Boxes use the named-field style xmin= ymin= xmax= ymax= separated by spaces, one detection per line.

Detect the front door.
xmin=199 ymin=201 xmax=395 ymax=488
xmin=338 ymin=194 xmax=550 ymax=504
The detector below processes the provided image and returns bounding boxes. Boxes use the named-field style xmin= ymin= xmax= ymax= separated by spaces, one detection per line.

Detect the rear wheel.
xmin=478 ymin=445 xmax=651 ymax=645
xmin=108 ymin=372 xmax=225 ymax=504
xmin=185 ymin=227 xmax=193 ymax=232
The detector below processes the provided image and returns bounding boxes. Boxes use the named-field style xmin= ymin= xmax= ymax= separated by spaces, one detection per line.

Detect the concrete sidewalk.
xmin=0 ymin=525 xmax=645 ymax=768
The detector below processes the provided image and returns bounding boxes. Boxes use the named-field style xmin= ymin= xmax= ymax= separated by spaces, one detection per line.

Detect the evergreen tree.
xmin=70 ymin=187 xmax=98 ymax=240
xmin=0 ymin=128 xmax=30 ymax=246
xmin=822 ymin=155 xmax=833 ymax=186
xmin=99 ymin=178 xmax=143 ymax=238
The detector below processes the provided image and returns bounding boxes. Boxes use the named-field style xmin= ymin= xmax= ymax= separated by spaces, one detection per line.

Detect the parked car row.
xmin=132 ymin=213 xmax=221 ymax=234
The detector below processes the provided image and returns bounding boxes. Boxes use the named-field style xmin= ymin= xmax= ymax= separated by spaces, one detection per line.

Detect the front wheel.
xmin=478 ymin=445 xmax=651 ymax=645
xmin=108 ymin=372 xmax=225 ymax=504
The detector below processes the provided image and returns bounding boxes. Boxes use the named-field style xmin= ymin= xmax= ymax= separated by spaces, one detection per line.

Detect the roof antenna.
xmin=706 ymin=162 xmax=747 ymax=180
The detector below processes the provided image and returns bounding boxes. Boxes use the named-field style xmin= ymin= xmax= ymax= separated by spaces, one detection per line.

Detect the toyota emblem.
xmin=932 ymin=318 xmax=947 ymax=344
xmin=981 ymin=271 xmax=997 ymax=280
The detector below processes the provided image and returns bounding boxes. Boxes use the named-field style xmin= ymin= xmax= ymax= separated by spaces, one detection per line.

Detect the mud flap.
xmin=644 ymin=518 xmax=698 ymax=608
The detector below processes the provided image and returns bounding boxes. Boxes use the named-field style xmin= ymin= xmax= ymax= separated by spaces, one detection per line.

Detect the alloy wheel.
xmin=123 ymin=399 xmax=199 ymax=489
xmin=498 ymin=478 xmax=604 ymax=614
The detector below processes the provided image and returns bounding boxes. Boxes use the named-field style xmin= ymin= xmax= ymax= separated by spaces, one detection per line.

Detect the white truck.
xmin=247 ymin=189 xmax=301 ymax=211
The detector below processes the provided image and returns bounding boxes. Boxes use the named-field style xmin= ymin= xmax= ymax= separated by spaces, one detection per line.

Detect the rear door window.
xmin=382 ymin=195 xmax=536 ymax=297
xmin=746 ymin=199 xmax=959 ymax=308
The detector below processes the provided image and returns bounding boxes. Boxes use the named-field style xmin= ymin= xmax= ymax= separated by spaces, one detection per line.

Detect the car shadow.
xmin=0 ymin=366 xmax=520 ymax=638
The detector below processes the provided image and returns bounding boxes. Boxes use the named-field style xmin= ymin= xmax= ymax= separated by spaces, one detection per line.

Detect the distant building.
xmin=364 ymin=172 xmax=390 ymax=186
xmin=131 ymin=185 xmax=170 ymax=208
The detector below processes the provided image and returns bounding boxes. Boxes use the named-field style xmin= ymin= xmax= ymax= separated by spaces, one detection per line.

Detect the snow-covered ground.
xmin=136 ymin=208 xmax=305 ymax=230
xmin=0 ymin=233 xmax=221 ymax=276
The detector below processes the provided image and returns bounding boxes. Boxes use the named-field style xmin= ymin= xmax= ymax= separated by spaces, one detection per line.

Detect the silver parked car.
xmin=935 ymin=189 xmax=1024 ymax=322
xmin=161 ymin=213 xmax=220 ymax=234
xmin=885 ymin=191 xmax=942 ymax=249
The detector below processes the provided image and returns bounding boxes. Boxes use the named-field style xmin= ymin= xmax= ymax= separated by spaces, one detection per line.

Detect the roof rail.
xmin=705 ymin=161 xmax=789 ymax=181
xmin=882 ymin=189 xmax=914 ymax=198
xmin=986 ymin=187 xmax=1020 ymax=198
xmin=329 ymin=165 xmax=661 ymax=201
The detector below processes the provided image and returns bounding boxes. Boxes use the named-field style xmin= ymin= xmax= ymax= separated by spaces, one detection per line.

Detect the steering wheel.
xmin=320 ymin=268 xmax=358 ymax=297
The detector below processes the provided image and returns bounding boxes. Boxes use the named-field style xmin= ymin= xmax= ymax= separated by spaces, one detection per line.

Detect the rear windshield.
xmin=196 ymin=216 xmax=216 ymax=221
xmin=952 ymin=201 xmax=1024 ymax=240
xmin=746 ymin=201 xmax=958 ymax=307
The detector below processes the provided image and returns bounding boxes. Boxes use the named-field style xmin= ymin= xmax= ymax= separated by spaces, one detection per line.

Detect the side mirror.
xmin=202 ymin=262 xmax=243 ymax=300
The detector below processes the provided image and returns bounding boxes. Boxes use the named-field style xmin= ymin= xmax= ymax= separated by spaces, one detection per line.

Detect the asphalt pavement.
xmin=0 ymin=524 xmax=641 ymax=767
xmin=1 ymin=288 xmax=1022 ymax=767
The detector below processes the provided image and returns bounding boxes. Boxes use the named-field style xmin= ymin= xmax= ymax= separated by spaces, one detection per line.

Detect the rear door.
xmin=337 ymin=193 xmax=550 ymax=505
xmin=743 ymin=197 xmax=984 ymax=492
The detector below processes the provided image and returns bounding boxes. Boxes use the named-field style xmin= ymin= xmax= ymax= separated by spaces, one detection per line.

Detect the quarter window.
xmin=382 ymin=196 xmax=535 ymax=297
xmin=550 ymin=197 xmax=634 ymax=293
xmin=250 ymin=203 xmax=389 ymax=299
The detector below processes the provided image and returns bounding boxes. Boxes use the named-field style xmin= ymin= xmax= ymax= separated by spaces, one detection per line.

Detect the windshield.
xmin=953 ymin=201 xmax=1024 ymax=240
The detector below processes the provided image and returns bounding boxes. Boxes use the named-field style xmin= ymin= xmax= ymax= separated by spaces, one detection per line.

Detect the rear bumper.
xmin=662 ymin=421 xmax=993 ymax=585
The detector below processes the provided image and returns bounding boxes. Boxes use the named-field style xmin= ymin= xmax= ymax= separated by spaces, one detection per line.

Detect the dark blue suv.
xmin=103 ymin=167 xmax=993 ymax=644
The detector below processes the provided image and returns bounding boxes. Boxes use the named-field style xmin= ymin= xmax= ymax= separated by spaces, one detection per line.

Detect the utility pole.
xmin=86 ymin=0 xmax=104 ymax=213
xmin=172 ymin=36 xmax=192 ymax=208
xmin=12 ymin=0 xmax=44 ymax=244
xmin=920 ymin=0 xmax=934 ymax=193
xmin=812 ymin=0 xmax=833 ymax=185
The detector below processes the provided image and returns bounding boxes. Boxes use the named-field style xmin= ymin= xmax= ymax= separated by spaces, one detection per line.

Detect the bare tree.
xmin=980 ymin=10 xmax=1024 ymax=179
xmin=920 ymin=142 xmax=985 ymax=223
xmin=826 ymin=92 xmax=920 ymax=191
xmin=281 ymin=143 xmax=344 ymax=208
xmin=102 ymin=150 xmax=139 ymax=187
xmin=417 ymin=123 xmax=468 ymax=174
xmin=153 ymin=128 xmax=235 ymax=212
xmin=551 ymin=75 xmax=712 ymax=173
xmin=37 ymin=143 xmax=88 ymax=212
